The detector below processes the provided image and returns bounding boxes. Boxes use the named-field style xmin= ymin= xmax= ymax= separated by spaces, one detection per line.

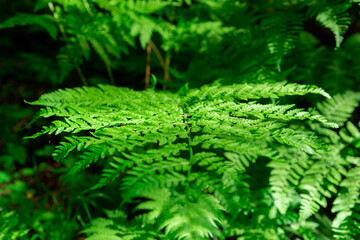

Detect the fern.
xmin=261 ymin=10 xmax=303 ymax=67
xmin=316 ymin=91 xmax=360 ymax=127
xmin=298 ymin=144 xmax=348 ymax=221
xmin=82 ymin=210 xmax=161 ymax=239
xmin=268 ymin=147 xmax=310 ymax=215
xmin=27 ymin=81 xmax=336 ymax=239
xmin=267 ymin=90 xmax=360 ymax=233
xmin=9 ymin=0 xmax=360 ymax=239
xmin=0 ymin=13 xmax=58 ymax=39
xmin=307 ymin=0 xmax=352 ymax=49
xmin=330 ymin=122 xmax=360 ymax=239
xmin=332 ymin=167 xmax=360 ymax=239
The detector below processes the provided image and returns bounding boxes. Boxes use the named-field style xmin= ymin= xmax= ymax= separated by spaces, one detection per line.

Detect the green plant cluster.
xmin=1 ymin=0 xmax=360 ymax=239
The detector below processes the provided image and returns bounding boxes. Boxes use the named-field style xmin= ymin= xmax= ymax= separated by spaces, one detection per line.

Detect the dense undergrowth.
xmin=1 ymin=0 xmax=360 ymax=239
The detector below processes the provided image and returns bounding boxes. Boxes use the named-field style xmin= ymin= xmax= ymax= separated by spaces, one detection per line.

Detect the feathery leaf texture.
xmin=307 ymin=0 xmax=352 ymax=49
xmin=267 ymin=92 xmax=360 ymax=239
xmin=0 ymin=13 xmax=58 ymax=39
xmin=27 ymin=82 xmax=336 ymax=239
xmin=2 ymin=0 xmax=359 ymax=239
xmin=316 ymin=91 xmax=360 ymax=127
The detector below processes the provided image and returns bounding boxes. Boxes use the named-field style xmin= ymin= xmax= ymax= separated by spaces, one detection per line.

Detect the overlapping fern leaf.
xmin=331 ymin=121 xmax=360 ymax=239
xmin=268 ymin=91 xmax=360 ymax=239
xmin=27 ymin=81 xmax=336 ymax=239
xmin=307 ymin=0 xmax=352 ymax=49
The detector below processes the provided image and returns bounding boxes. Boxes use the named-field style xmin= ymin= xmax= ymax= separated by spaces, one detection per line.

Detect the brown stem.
xmin=145 ymin=42 xmax=152 ymax=90
xmin=149 ymin=40 xmax=166 ymax=71
xmin=75 ymin=65 xmax=88 ymax=86
xmin=149 ymin=40 xmax=172 ymax=89
xmin=162 ymin=6 xmax=175 ymax=90
xmin=163 ymin=53 xmax=171 ymax=90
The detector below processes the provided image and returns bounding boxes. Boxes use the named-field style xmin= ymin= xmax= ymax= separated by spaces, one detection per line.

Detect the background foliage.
xmin=1 ymin=0 xmax=360 ymax=239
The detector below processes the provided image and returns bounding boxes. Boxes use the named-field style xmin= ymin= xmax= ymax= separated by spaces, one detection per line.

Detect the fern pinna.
xmin=27 ymin=82 xmax=344 ymax=239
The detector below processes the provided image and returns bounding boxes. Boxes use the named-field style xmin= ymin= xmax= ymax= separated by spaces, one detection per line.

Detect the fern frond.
xmin=82 ymin=211 xmax=160 ymax=239
xmin=268 ymin=148 xmax=310 ymax=215
xmin=27 ymin=81 xmax=334 ymax=239
xmin=316 ymin=91 xmax=360 ymax=127
xmin=339 ymin=121 xmax=360 ymax=144
xmin=261 ymin=10 xmax=303 ymax=63
xmin=185 ymin=81 xmax=332 ymax=103
xmin=0 ymin=13 xmax=58 ymax=39
xmin=125 ymin=0 xmax=180 ymax=14
xmin=27 ymin=82 xmax=334 ymax=187
xmin=158 ymin=194 xmax=224 ymax=240
xmin=298 ymin=144 xmax=348 ymax=221
xmin=213 ymin=169 xmax=250 ymax=218
xmin=307 ymin=0 xmax=352 ymax=49
xmin=332 ymin=167 xmax=360 ymax=239
xmin=92 ymin=0 xmax=178 ymax=15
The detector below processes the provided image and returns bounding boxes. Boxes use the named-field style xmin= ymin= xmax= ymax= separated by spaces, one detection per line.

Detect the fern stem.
xmin=145 ymin=42 xmax=152 ymax=90
xmin=105 ymin=62 xmax=115 ymax=85
xmin=75 ymin=65 xmax=88 ymax=86
xmin=185 ymin=123 xmax=194 ymax=198
xmin=81 ymin=198 xmax=93 ymax=222
xmin=162 ymin=52 xmax=171 ymax=90
xmin=48 ymin=2 xmax=89 ymax=86
xmin=162 ymin=6 xmax=175 ymax=90
xmin=149 ymin=40 xmax=170 ymax=78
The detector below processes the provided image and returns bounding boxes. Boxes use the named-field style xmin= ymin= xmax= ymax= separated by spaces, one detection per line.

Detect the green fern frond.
xmin=0 ymin=13 xmax=58 ymax=39
xmin=92 ymin=0 xmax=178 ymax=15
xmin=261 ymin=10 xmax=303 ymax=62
xmin=27 ymin=81 xmax=334 ymax=239
xmin=213 ymin=169 xmax=250 ymax=217
xmin=339 ymin=121 xmax=360 ymax=144
xmin=121 ymin=156 xmax=189 ymax=189
xmin=307 ymin=0 xmax=352 ymax=49
xmin=316 ymin=91 xmax=360 ymax=127
xmin=82 ymin=211 xmax=160 ymax=240
xmin=332 ymin=167 xmax=360 ymax=239
xmin=158 ymin=194 xmax=224 ymax=240
xmin=298 ymin=148 xmax=348 ymax=221
xmin=268 ymin=148 xmax=310 ymax=215
xmin=130 ymin=16 xmax=158 ymax=49
xmin=27 ymin=82 xmax=333 ymax=183
xmin=15 ymin=0 xmax=360 ymax=239
xmin=125 ymin=0 xmax=180 ymax=14
xmin=185 ymin=82 xmax=332 ymax=103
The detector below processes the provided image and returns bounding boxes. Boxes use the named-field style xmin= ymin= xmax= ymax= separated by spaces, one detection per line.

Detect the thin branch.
xmin=163 ymin=52 xmax=171 ymax=90
xmin=185 ymin=122 xmax=194 ymax=199
xmin=149 ymin=40 xmax=172 ymax=90
xmin=145 ymin=42 xmax=152 ymax=90
xmin=149 ymin=40 xmax=166 ymax=71
xmin=163 ymin=6 xmax=175 ymax=90
xmin=105 ymin=61 xmax=115 ymax=85
xmin=75 ymin=65 xmax=88 ymax=86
